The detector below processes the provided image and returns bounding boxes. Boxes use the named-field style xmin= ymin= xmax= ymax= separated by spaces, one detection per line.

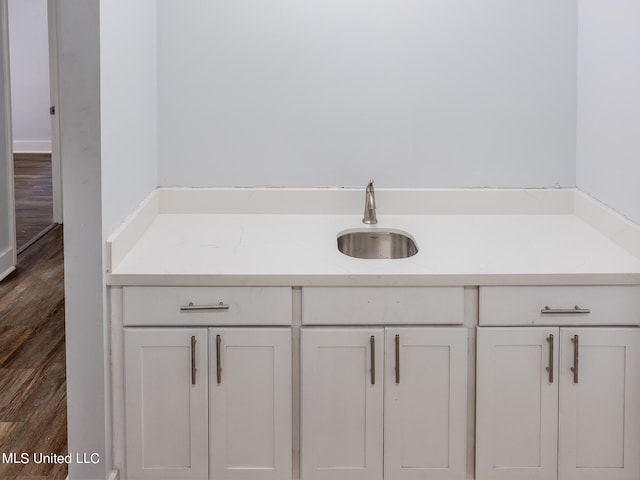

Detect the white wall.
xmin=99 ymin=5 xmax=158 ymax=472
xmin=576 ymin=0 xmax=640 ymax=226
xmin=157 ymin=0 xmax=577 ymax=188
xmin=50 ymin=5 xmax=640 ymax=480
xmin=100 ymin=0 xmax=158 ymax=238
xmin=0 ymin=1 xmax=16 ymax=280
xmin=57 ymin=1 xmax=159 ymax=477
xmin=58 ymin=1 xmax=109 ymax=478
xmin=8 ymin=0 xmax=51 ymax=153
xmin=56 ymin=2 xmax=161 ymax=479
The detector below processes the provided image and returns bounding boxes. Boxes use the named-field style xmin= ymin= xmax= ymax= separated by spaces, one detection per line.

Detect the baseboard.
xmin=0 ymin=246 xmax=16 ymax=282
xmin=64 ymin=469 xmax=119 ymax=480
xmin=12 ymin=139 xmax=52 ymax=153
xmin=16 ymin=223 xmax=56 ymax=255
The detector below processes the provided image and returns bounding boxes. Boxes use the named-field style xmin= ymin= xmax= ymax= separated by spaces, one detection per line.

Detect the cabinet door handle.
xmin=545 ymin=334 xmax=554 ymax=383
xmin=180 ymin=301 xmax=230 ymax=312
xmin=191 ymin=336 xmax=197 ymax=385
xmin=216 ymin=334 xmax=222 ymax=384
xmin=570 ymin=335 xmax=579 ymax=383
xmin=541 ymin=305 xmax=590 ymax=315
xmin=395 ymin=334 xmax=400 ymax=384
xmin=370 ymin=336 xmax=376 ymax=385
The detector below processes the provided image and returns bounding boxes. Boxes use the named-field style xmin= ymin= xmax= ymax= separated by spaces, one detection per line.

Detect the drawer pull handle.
xmin=180 ymin=301 xmax=230 ymax=312
xmin=395 ymin=334 xmax=400 ymax=384
xmin=191 ymin=336 xmax=197 ymax=385
xmin=370 ymin=336 xmax=376 ymax=385
xmin=541 ymin=305 xmax=590 ymax=315
xmin=546 ymin=334 xmax=554 ymax=383
xmin=570 ymin=335 xmax=579 ymax=384
xmin=216 ymin=334 xmax=222 ymax=384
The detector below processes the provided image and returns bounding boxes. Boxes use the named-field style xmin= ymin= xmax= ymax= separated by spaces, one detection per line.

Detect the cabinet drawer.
xmin=480 ymin=285 xmax=640 ymax=326
xmin=123 ymin=287 xmax=292 ymax=326
xmin=302 ymin=287 xmax=464 ymax=324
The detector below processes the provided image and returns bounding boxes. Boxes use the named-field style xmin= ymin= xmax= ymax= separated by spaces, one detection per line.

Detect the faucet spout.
xmin=362 ymin=180 xmax=377 ymax=224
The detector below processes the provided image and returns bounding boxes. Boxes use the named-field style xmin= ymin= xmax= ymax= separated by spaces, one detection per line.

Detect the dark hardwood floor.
xmin=0 ymin=226 xmax=67 ymax=480
xmin=13 ymin=153 xmax=54 ymax=253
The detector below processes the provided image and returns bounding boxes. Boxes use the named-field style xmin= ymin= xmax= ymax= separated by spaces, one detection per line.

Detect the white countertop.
xmin=107 ymin=189 xmax=640 ymax=286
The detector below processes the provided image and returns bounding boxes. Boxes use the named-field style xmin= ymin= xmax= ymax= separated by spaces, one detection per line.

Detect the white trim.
xmin=109 ymin=288 xmax=125 ymax=480
xmin=0 ymin=265 xmax=15 ymax=281
xmin=16 ymin=222 xmax=56 ymax=255
xmin=12 ymin=139 xmax=52 ymax=153
xmin=48 ymin=0 xmax=63 ymax=223
xmin=1 ymin=0 xmax=16 ymax=277
xmin=156 ymin=186 xmax=576 ymax=215
xmin=0 ymin=247 xmax=16 ymax=281
xmin=105 ymin=189 xmax=159 ymax=273
xmin=64 ymin=471 xmax=118 ymax=480
xmin=574 ymin=189 xmax=640 ymax=259
xmin=58 ymin=3 xmax=106 ymax=477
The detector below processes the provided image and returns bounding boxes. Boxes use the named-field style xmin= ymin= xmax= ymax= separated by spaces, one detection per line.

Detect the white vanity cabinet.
xmin=300 ymin=287 xmax=468 ymax=480
xmin=476 ymin=286 xmax=640 ymax=480
xmin=122 ymin=287 xmax=293 ymax=480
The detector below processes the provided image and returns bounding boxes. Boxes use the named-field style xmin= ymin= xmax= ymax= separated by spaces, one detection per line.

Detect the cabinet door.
xmin=476 ymin=327 xmax=559 ymax=480
xmin=209 ymin=328 xmax=292 ymax=480
xmin=301 ymin=328 xmax=384 ymax=480
xmin=124 ymin=328 xmax=208 ymax=480
xmin=558 ymin=328 xmax=640 ymax=480
xmin=384 ymin=328 xmax=467 ymax=480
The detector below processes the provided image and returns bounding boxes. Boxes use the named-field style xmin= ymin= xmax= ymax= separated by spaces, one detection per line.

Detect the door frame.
xmin=47 ymin=0 xmax=62 ymax=223
xmin=4 ymin=0 xmax=62 ymax=230
xmin=0 ymin=0 xmax=17 ymax=281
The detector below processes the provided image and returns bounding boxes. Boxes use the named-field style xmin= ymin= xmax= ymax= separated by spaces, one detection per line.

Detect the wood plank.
xmin=12 ymin=153 xmax=54 ymax=252
xmin=0 ymin=327 xmax=33 ymax=365
xmin=0 ymin=226 xmax=67 ymax=479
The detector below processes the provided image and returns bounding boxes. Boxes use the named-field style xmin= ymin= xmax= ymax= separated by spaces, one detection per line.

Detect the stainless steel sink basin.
xmin=337 ymin=230 xmax=418 ymax=259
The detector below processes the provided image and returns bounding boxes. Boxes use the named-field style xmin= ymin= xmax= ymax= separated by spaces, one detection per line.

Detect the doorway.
xmin=13 ymin=151 xmax=54 ymax=252
xmin=7 ymin=0 xmax=61 ymax=252
xmin=0 ymin=1 xmax=68 ymax=478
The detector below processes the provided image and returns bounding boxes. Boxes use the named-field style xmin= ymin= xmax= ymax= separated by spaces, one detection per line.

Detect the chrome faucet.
xmin=362 ymin=180 xmax=377 ymax=224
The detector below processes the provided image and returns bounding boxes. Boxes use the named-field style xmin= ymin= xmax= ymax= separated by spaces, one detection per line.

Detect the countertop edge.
xmin=106 ymin=272 xmax=640 ymax=287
